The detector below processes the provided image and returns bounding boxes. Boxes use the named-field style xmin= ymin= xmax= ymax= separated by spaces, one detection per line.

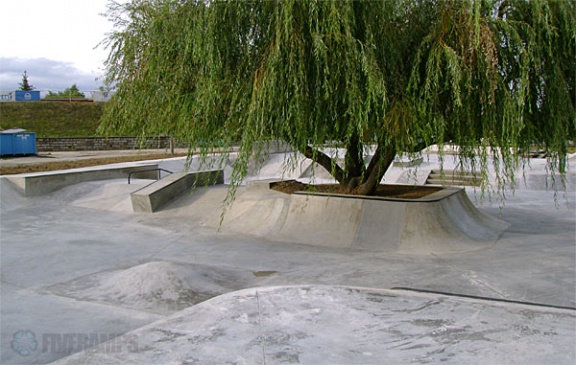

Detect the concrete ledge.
xmin=131 ymin=170 xmax=223 ymax=213
xmin=5 ymin=164 xmax=159 ymax=196
xmin=292 ymin=185 xmax=462 ymax=203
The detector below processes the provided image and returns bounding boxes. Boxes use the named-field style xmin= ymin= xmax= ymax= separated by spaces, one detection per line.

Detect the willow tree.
xmin=100 ymin=0 xmax=575 ymax=196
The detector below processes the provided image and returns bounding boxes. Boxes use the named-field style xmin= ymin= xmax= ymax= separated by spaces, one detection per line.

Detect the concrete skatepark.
xmin=1 ymin=147 xmax=575 ymax=364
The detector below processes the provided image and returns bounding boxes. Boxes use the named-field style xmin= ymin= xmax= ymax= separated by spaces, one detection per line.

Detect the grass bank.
xmin=0 ymin=102 xmax=105 ymax=137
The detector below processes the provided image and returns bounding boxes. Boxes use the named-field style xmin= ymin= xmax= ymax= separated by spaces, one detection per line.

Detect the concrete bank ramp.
xmin=0 ymin=176 xmax=153 ymax=213
xmin=0 ymin=177 xmax=32 ymax=212
xmin=188 ymin=183 xmax=509 ymax=255
xmin=246 ymin=152 xmax=311 ymax=181
xmin=67 ymin=179 xmax=153 ymax=212
xmin=3 ymin=163 xmax=159 ymax=196
xmin=53 ymin=285 xmax=575 ymax=365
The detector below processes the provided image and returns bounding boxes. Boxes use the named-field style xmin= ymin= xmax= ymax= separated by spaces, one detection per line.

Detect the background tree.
xmin=100 ymin=0 xmax=575 ymax=197
xmin=18 ymin=70 xmax=34 ymax=91
xmin=46 ymin=84 xmax=86 ymax=99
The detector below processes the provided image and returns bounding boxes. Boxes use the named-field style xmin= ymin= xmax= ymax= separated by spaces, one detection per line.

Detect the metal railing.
xmin=128 ymin=168 xmax=173 ymax=184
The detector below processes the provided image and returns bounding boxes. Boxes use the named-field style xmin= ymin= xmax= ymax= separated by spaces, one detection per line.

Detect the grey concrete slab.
xmin=53 ymin=286 xmax=575 ymax=365
xmin=0 ymin=151 xmax=574 ymax=364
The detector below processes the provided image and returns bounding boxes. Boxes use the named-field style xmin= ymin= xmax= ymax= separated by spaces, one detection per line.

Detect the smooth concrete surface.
xmin=131 ymin=170 xmax=224 ymax=213
xmin=53 ymin=286 xmax=575 ymax=365
xmin=0 ymin=150 xmax=575 ymax=364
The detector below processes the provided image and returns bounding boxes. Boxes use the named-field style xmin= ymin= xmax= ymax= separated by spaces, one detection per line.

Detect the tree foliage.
xmin=18 ymin=70 xmax=34 ymax=91
xmin=100 ymin=0 xmax=575 ymax=197
xmin=46 ymin=84 xmax=86 ymax=99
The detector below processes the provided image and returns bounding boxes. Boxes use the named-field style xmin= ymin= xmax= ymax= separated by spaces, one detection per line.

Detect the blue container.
xmin=0 ymin=134 xmax=15 ymax=155
xmin=0 ymin=132 xmax=36 ymax=156
xmin=15 ymin=90 xmax=40 ymax=102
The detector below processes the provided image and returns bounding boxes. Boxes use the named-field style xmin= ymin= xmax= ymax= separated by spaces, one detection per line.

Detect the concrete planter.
xmin=214 ymin=181 xmax=509 ymax=255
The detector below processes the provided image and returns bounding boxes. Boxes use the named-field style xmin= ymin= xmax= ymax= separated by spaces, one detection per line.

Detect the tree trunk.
xmin=351 ymin=144 xmax=396 ymax=195
xmin=300 ymin=143 xmax=396 ymax=196
xmin=299 ymin=145 xmax=346 ymax=184
xmin=345 ymin=132 xmax=365 ymax=181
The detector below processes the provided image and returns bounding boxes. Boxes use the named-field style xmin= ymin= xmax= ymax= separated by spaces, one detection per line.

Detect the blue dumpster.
xmin=0 ymin=130 xmax=37 ymax=156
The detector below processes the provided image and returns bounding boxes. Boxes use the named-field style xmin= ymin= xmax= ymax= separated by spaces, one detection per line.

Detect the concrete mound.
xmin=48 ymin=261 xmax=256 ymax=315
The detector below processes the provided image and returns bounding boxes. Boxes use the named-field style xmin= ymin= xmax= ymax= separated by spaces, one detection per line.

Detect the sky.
xmin=0 ymin=0 xmax=117 ymax=94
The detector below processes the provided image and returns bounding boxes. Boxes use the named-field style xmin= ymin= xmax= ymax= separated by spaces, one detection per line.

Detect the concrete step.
xmin=428 ymin=174 xmax=481 ymax=182
xmin=426 ymin=179 xmax=479 ymax=187
xmin=426 ymin=170 xmax=482 ymax=187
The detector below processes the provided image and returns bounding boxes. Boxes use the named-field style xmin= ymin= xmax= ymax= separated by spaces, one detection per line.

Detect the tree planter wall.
xmin=210 ymin=183 xmax=509 ymax=255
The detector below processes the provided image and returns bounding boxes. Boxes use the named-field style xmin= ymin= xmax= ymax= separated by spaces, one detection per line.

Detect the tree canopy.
xmin=46 ymin=84 xmax=86 ymax=99
xmin=100 ymin=0 xmax=575 ymax=196
xmin=18 ymin=70 xmax=34 ymax=91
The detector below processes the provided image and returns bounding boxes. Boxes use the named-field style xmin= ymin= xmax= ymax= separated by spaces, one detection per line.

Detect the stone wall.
xmin=36 ymin=137 xmax=176 ymax=152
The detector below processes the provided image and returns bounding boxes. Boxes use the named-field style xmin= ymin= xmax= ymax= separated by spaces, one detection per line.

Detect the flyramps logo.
xmin=11 ymin=330 xmax=38 ymax=356
xmin=10 ymin=330 xmax=138 ymax=356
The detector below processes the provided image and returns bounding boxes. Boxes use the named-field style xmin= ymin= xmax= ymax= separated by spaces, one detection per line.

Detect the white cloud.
xmin=0 ymin=0 xmax=113 ymax=92
xmin=0 ymin=57 xmax=104 ymax=92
